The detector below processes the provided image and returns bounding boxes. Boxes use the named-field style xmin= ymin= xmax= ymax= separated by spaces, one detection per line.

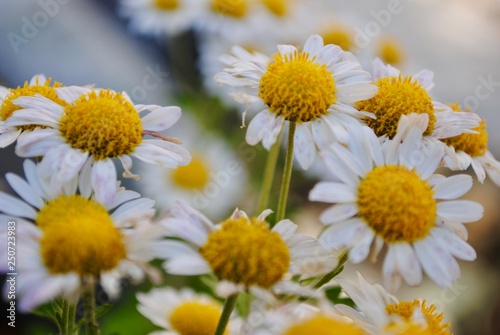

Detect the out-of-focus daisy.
xmin=7 ymin=87 xmax=191 ymax=205
xmin=0 ymin=74 xmax=66 ymax=148
xmin=309 ymin=115 xmax=483 ymax=291
xmin=336 ymin=272 xmax=452 ymax=335
xmin=118 ymin=0 xmax=201 ymax=37
xmin=375 ymin=36 xmax=406 ymax=67
xmin=137 ymin=115 xmax=247 ymax=220
xmin=0 ymin=160 xmax=163 ymax=311
xmin=215 ymin=34 xmax=377 ymax=169
xmin=441 ymin=103 xmax=500 ymax=186
xmin=137 ymin=287 xmax=241 ymax=335
xmin=155 ymin=201 xmax=337 ymax=297
xmin=356 ymin=58 xmax=480 ymax=141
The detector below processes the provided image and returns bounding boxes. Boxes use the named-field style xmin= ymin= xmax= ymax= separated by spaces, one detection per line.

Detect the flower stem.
xmin=312 ymin=250 xmax=349 ymax=289
xmin=257 ymin=131 xmax=283 ymax=213
xmin=82 ymin=276 xmax=99 ymax=335
xmin=60 ymin=299 xmax=76 ymax=335
xmin=275 ymin=122 xmax=296 ymax=222
xmin=214 ymin=293 xmax=239 ymax=335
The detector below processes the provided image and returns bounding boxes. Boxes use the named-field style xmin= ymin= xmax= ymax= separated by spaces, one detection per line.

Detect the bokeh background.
xmin=1 ymin=0 xmax=500 ymax=334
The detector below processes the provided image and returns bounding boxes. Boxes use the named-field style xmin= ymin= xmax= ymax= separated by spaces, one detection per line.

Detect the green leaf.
xmin=31 ymin=302 xmax=61 ymax=326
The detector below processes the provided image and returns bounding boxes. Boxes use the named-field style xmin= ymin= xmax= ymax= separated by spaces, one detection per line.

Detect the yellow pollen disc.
xmin=200 ymin=217 xmax=290 ymax=288
xmin=262 ymin=0 xmax=287 ymax=16
xmin=59 ymin=89 xmax=143 ymax=160
xmin=386 ymin=300 xmax=451 ymax=335
xmin=441 ymin=104 xmax=488 ymax=157
xmin=283 ymin=315 xmax=366 ymax=335
xmin=322 ymin=28 xmax=354 ymax=51
xmin=171 ymin=156 xmax=209 ymax=189
xmin=357 ymin=165 xmax=436 ymax=243
xmin=153 ymin=0 xmax=178 ymax=10
xmin=169 ymin=301 xmax=227 ymax=335
xmin=0 ymin=77 xmax=65 ymax=131
xmin=259 ymin=51 xmax=336 ymax=123
xmin=377 ymin=37 xmax=405 ymax=66
xmin=36 ymin=195 xmax=126 ymax=276
xmin=211 ymin=0 xmax=247 ymax=18
xmin=356 ymin=75 xmax=436 ymax=139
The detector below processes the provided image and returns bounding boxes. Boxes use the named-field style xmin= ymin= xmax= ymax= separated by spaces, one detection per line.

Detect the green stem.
xmin=82 ymin=276 xmax=99 ymax=335
xmin=312 ymin=250 xmax=349 ymax=289
xmin=256 ymin=131 xmax=283 ymax=213
xmin=275 ymin=122 xmax=296 ymax=222
xmin=60 ymin=299 xmax=76 ymax=335
xmin=214 ymin=293 xmax=239 ymax=335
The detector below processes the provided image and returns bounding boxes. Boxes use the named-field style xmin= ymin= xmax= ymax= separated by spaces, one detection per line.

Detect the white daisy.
xmin=0 ymin=159 xmax=164 ymax=311
xmin=6 ymin=87 xmax=191 ymax=206
xmin=136 ymin=115 xmax=247 ymax=220
xmin=214 ymin=34 xmax=378 ymax=169
xmin=0 ymin=74 xmax=66 ymax=148
xmin=137 ymin=287 xmax=241 ymax=335
xmin=309 ymin=114 xmax=483 ymax=291
xmin=357 ymin=58 xmax=480 ymax=142
xmin=154 ymin=201 xmax=337 ymax=297
xmin=118 ymin=0 xmax=201 ymax=37
xmin=440 ymin=103 xmax=500 ymax=186
xmin=336 ymin=272 xmax=452 ymax=335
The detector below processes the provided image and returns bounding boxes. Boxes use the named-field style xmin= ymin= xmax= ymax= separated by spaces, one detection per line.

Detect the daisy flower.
xmin=0 ymin=74 xmax=66 ymax=148
xmin=440 ymin=103 xmax=500 ymax=186
xmin=0 ymin=159 xmax=164 ymax=311
xmin=309 ymin=114 xmax=483 ymax=291
xmin=6 ymin=87 xmax=191 ymax=205
xmin=154 ymin=201 xmax=337 ymax=297
xmin=336 ymin=272 xmax=452 ymax=335
xmin=356 ymin=58 xmax=480 ymax=141
xmin=118 ymin=0 xmax=201 ymax=37
xmin=214 ymin=34 xmax=378 ymax=169
xmin=137 ymin=287 xmax=241 ymax=335
xmin=136 ymin=115 xmax=247 ymax=220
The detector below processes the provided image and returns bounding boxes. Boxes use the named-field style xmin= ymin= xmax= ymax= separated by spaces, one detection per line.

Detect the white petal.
xmin=432 ymin=174 xmax=473 ymax=199
xmin=165 ymin=256 xmax=211 ymax=275
xmin=294 ymin=124 xmax=315 ymax=169
xmin=245 ymin=110 xmax=274 ymax=146
xmin=153 ymin=240 xmax=199 ymax=259
xmin=0 ymin=128 xmax=21 ymax=148
xmin=382 ymin=246 xmax=402 ymax=292
xmin=14 ymin=128 xmax=63 ymax=157
xmin=395 ymin=243 xmax=422 ymax=286
xmin=5 ymin=173 xmax=44 ymax=209
xmin=91 ymin=159 xmax=117 ymax=205
xmin=161 ymin=218 xmax=208 ymax=246
xmin=78 ymin=157 xmax=93 ymax=198
xmin=142 ymin=106 xmax=181 ymax=131
xmin=133 ymin=142 xmax=188 ymax=168
xmin=272 ymin=219 xmax=298 ymax=241
xmin=29 ymin=74 xmax=47 ymax=85
xmin=55 ymin=86 xmax=91 ymax=103
xmin=309 ymin=182 xmax=357 ymax=204
xmin=0 ymin=192 xmax=37 ymax=219
xmin=262 ymin=117 xmax=284 ymax=150
xmin=319 ymin=203 xmax=358 ymax=224
xmin=414 ymin=237 xmax=459 ymax=288
xmin=23 ymin=159 xmax=48 ymax=200
xmin=303 ymin=34 xmax=324 ymax=57
xmin=470 ymin=158 xmax=486 ymax=183
xmin=437 ymin=200 xmax=483 ymax=222
xmin=430 ymin=228 xmax=476 ymax=261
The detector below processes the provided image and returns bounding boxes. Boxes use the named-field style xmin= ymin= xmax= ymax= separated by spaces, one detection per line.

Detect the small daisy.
xmin=6 ymin=87 xmax=191 ymax=205
xmin=440 ymin=103 xmax=500 ymax=186
xmin=309 ymin=114 xmax=483 ymax=291
xmin=0 ymin=159 xmax=164 ymax=311
xmin=215 ymin=34 xmax=378 ymax=169
xmin=375 ymin=36 xmax=406 ymax=67
xmin=136 ymin=115 xmax=247 ymax=220
xmin=0 ymin=74 xmax=66 ymax=148
xmin=336 ymin=272 xmax=452 ymax=335
xmin=357 ymin=58 xmax=480 ymax=141
xmin=154 ymin=201 xmax=337 ymax=297
xmin=137 ymin=287 xmax=241 ymax=335
xmin=118 ymin=0 xmax=201 ymax=37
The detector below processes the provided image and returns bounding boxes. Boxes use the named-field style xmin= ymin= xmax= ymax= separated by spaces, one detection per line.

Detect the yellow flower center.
xmin=357 ymin=75 xmax=436 ymax=139
xmin=322 ymin=28 xmax=354 ymax=51
xmin=169 ymin=301 xmax=227 ymax=335
xmin=59 ymin=89 xmax=143 ymax=160
xmin=262 ymin=0 xmax=287 ymax=16
xmin=357 ymin=165 xmax=436 ymax=243
xmin=283 ymin=315 xmax=365 ymax=335
xmin=211 ymin=0 xmax=247 ymax=18
xmin=259 ymin=51 xmax=336 ymax=123
xmin=172 ymin=156 xmax=209 ymax=190
xmin=36 ymin=195 xmax=126 ymax=276
xmin=153 ymin=0 xmax=178 ymax=10
xmin=200 ymin=217 xmax=290 ymax=288
xmin=0 ymin=77 xmax=65 ymax=131
xmin=386 ymin=321 xmax=435 ymax=335
xmin=441 ymin=104 xmax=488 ymax=157
xmin=386 ymin=300 xmax=451 ymax=335
xmin=377 ymin=38 xmax=405 ymax=66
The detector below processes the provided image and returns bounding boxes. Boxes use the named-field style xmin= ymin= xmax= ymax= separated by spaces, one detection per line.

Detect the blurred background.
xmin=1 ymin=0 xmax=499 ymax=334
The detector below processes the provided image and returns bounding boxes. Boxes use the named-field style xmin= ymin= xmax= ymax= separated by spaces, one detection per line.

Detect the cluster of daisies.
xmin=1 ymin=14 xmax=500 ymax=335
